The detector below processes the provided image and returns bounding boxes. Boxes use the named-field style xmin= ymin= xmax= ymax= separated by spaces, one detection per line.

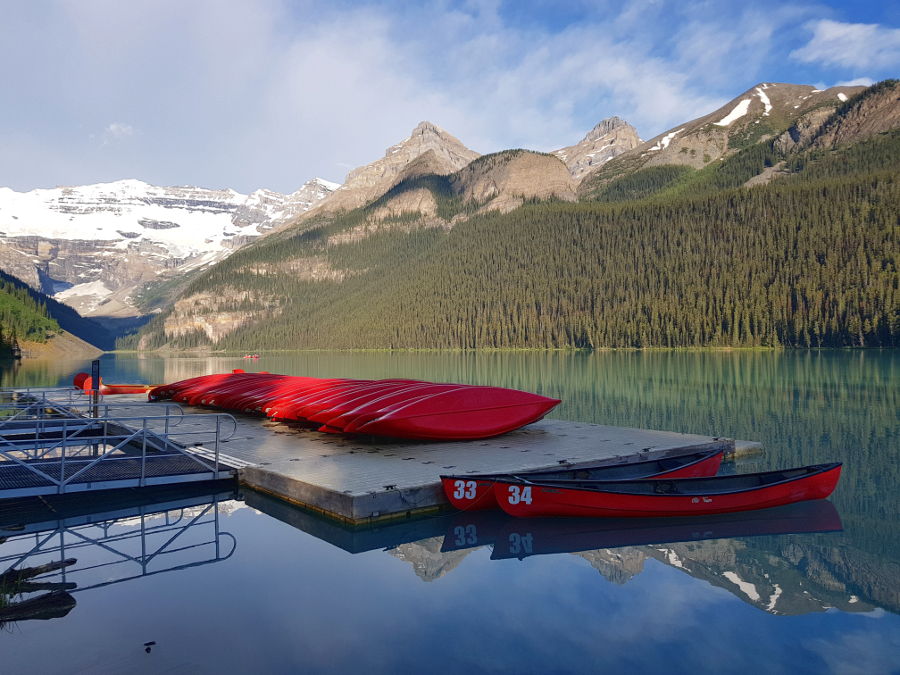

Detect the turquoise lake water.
xmin=1 ymin=351 xmax=897 ymax=673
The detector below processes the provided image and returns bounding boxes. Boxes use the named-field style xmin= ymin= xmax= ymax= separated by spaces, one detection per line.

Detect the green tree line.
xmin=123 ymin=117 xmax=899 ymax=352
xmin=0 ymin=273 xmax=61 ymax=357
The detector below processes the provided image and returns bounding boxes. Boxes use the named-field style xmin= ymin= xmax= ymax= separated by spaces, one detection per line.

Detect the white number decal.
xmin=453 ymin=480 xmax=464 ymax=499
xmin=453 ymin=480 xmax=478 ymax=500
xmin=508 ymin=532 xmax=534 ymax=555
xmin=507 ymin=485 xmax=533 ymax=505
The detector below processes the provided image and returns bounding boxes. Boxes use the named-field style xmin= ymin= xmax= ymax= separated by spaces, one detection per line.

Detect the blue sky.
xmin=1 ymin=0 xmax=897 ymax=194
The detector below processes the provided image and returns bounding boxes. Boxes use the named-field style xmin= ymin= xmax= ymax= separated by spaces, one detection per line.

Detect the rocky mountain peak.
xmin=580 ymin=116 xmax=632 ymax=143
xmin=411 ymin=120 xmax=445 ymax=136
xmin=378 ymin=120 xmax=475 ymax=165
xmin=553 ymin=116 xmax=641 ymax=181
xmin=310 ymin=122 xmax=480 ymax=215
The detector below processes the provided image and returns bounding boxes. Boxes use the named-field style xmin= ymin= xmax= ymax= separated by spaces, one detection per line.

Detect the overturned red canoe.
xmin=338 ymin=385 xmax=470 ymax=433
xmin=354 ymin=386 xmax=561 ymax=440
xmin=441 ymin=449 xmax=724 ymax=511
xmin=308 ymin=382 xmax=435 ymax=425
xmin=493 ymin=463 xmax=842 ymax=518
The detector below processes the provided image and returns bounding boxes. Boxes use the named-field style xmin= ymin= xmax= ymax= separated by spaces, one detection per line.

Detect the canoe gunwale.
xmin=439 ymin=448 xmax=723 ymax=484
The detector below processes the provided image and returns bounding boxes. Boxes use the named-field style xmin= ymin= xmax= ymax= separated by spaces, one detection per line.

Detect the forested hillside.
xmin=126 ymin=82 xmax=899 ymax=352
xmin=0 ymin=272 xmax=61 ymax=357
xmin=0 ymin=270 xmax=112 ymax=355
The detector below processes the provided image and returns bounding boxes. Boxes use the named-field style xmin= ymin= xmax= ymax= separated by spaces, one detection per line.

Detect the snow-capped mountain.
xmin=0 ymin=177 xmax=339 ymax=316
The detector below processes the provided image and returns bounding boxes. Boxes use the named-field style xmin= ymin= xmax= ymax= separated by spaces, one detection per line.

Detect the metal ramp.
xmin=0 ymin=388 xmax=241 ymax=498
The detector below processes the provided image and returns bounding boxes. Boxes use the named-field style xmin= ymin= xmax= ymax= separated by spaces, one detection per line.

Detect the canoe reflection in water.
xmin=441 ymin=500 xmax=842 ymax=558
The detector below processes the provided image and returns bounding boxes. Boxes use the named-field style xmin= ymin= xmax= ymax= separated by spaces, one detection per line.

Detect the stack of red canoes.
xmin=146 ymin=371 xmax=561 ymax=441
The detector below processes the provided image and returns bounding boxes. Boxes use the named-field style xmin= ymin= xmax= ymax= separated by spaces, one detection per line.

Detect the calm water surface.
xmin=1 ymin=351 xmax=897 ymax=674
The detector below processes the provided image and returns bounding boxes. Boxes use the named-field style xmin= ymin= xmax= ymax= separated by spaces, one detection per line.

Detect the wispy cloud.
xmin=0 ymin=1 xmax=893 ymax=193
xmin=791 ymin=19 xmax=900 ymax=69
xmin=101 ymin=122 xmax=135 ymax=145
xmin=832 ymin=77 xmax=876 ymax=87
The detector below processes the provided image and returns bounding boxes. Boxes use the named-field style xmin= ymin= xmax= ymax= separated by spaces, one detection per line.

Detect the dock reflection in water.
xmin=0 ymin=483 xmax=237 ymax=627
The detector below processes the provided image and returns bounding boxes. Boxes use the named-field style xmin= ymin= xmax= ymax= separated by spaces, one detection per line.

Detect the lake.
xmin=1 ymin=350 xmax=898 ymax=674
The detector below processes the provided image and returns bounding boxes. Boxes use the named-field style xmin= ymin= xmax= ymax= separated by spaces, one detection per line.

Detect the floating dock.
xmin=1 ymin=389 xmax=757 ymax=525
xmin=227 ymin=417 xmax=733 ymax=523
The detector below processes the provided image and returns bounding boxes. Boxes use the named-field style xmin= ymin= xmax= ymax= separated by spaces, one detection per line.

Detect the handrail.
xmin=0 ymin=408 xmax=237 ymax=494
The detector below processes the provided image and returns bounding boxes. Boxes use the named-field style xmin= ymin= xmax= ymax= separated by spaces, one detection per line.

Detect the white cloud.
xmin=101 ymin=122 xmax=135 ymax=145
xmin=807 ymin=627 xmax=900 ymax=675
xmin=833 ymin=77 xmax=875 ymax=87
xmin=0 ymin=1 xmax=875 ymax=194
xmin=791 ymin=19 xmax=900 ymax=69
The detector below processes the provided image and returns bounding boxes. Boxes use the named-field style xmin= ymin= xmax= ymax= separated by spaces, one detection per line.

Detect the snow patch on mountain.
xmin=714 ymin=99 xmax=752 ymax=126
xmin=755 ymin=86 xmax=773 ymax=116
xmin=649 ymin=128 xmax=683 ymax=151
xmin=0 ymin=177 xmax=339 ymax=316
xmin=55 ymin=280 xmax=114 ymax=314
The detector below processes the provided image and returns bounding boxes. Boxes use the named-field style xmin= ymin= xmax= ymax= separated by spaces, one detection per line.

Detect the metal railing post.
xmin=59 ymin=419 xmax=68 ymax=493
xmin=140 ymin=418 xmax=148 ymax=487
xmin=214 ymin=416 xmax=221 ymax=475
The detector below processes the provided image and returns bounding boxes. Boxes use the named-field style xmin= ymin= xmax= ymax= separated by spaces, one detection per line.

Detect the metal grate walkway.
xmin=0 ymin=388 xmax=240 ymax=498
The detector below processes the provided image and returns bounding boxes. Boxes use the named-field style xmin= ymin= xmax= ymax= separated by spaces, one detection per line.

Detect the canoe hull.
xmin=494 ymin=464 xmax=842 ymax=518
xmin=356 ymin=388 xmax=561 ymax=441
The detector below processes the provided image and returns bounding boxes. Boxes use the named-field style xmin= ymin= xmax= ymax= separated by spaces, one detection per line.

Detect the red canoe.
xmin=308 ymin=382 xmax=435 ymax=425
xmin=441 ymin=449 xmax=724 ymax=511
xmin=353 ymin=387 xmax=561 ymax=440
xmin=338 ymin=385 xmax=470 ymax=433
xmin=73 ymin=373 xmax=159 ymax=395
xmin=493 ymin=463 xmax=842 ymax=518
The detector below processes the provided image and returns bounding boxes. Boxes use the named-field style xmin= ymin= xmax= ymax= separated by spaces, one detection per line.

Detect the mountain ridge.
xmin=0 ymin=177 xmax=338 ymax=319
xmin=123 ymin=79 xmax=899 ymax=352
xmin=578 ymin=81 xmax=868 ymax=198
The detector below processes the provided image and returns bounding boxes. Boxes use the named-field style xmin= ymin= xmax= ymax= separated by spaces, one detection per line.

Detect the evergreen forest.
xmin=0 ymin=271 xmax=61 ymax=357
xmin=126 ymin=104 xmax=899 ymax=352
